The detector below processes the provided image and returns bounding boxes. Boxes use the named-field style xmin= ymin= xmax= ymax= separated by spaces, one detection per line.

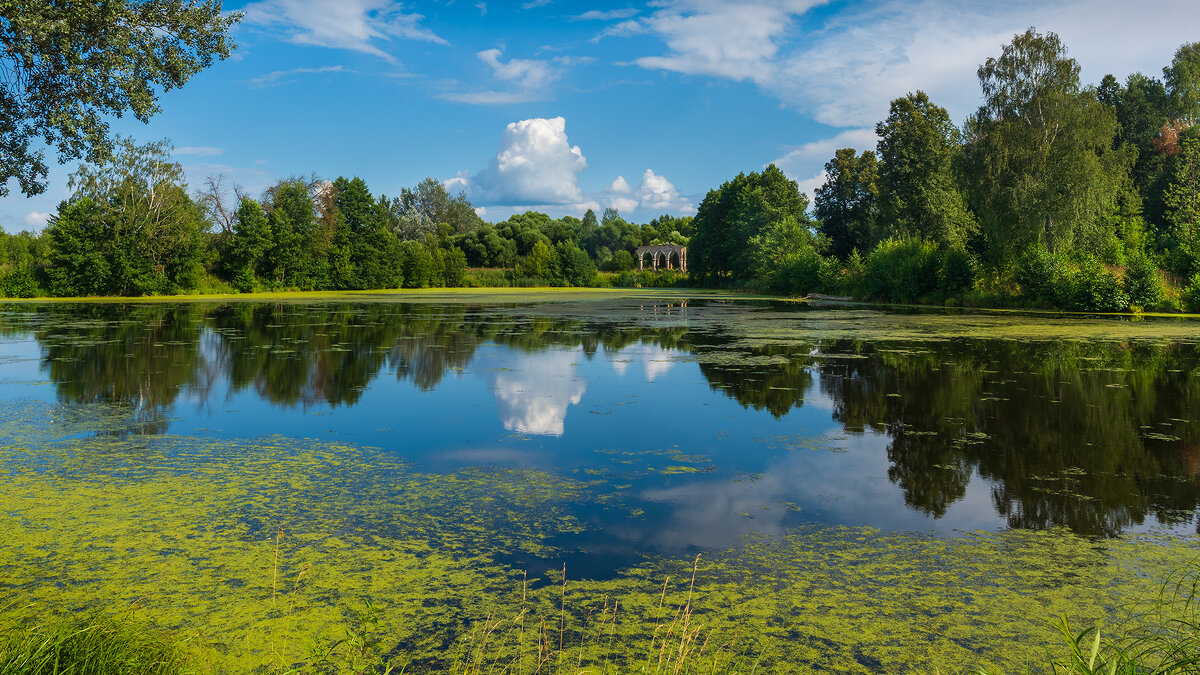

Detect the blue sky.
xmin=4 ymin=0 xmax=1200 ymax=232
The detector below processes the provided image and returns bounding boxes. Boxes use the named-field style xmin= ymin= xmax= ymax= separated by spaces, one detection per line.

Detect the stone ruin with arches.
xmin=635 ymin=244 xmax=687 ymax=272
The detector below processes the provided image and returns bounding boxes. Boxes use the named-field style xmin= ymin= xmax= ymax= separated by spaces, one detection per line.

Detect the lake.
xmin=1 ymin=294 xmax=1197 ymax=672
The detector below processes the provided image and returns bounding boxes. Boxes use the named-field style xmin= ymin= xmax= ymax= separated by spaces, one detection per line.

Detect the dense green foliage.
xmin=0 ymin=0 xmax=240 ymax=197
xmin=680 ymin=29 xmax=1200 ymax=313
xmin=7 ymin=29 xmax=1200 ymax=314
xmin=689 ymin=164 xmax=814 ymax=286
xmin=814 ymin=149 xmax=877 ymax=260
xmin=43 ymin=139 xmax=206 ymax=296
xmin=2 ymin=141 xmax=695 ymax=295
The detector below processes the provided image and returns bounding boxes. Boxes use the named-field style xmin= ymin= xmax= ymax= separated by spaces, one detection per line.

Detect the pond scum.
xmin=0 ymin=399 xmax=1197 ymax=673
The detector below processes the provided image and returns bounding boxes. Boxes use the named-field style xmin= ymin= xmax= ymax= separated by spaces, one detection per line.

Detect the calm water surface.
xmin=2 ymin=296 xmax=1199 ymax=671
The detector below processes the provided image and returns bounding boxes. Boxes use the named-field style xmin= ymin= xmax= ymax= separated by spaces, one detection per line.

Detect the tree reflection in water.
xmin=2 ymin=300 xmax=1198 ymax=537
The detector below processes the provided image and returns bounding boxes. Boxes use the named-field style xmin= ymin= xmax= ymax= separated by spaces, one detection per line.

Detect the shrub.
xmin=1015 ymin=246 xmax=1064 ymax=304
xmin=0 ymin=266 xmax=39 ymax=298
xmin=613 ymin=270 xmax=683 ymax=288
xmin=771 ymin=246 xmax=824 ymax=295
xmin=462 ymin=268 xmax=511 ymax=288
xmin=843 ymin=248 xmax=866 ymax=298
xmin=555 ymin=242 xmax=596 ymax=287
xmin=937 ymin=248 xmax=975 ymax=297
xmin=1184 ymin=272 xmax=1200 ymax=313
xmin=1122 ymin=254 xmax=1163 ymax=309
xmin=611 ymin=249 xmax=635 ymax=272
xmin=863 ymin=238 xmax=940 ymax=303
xmin=398 ymin=241 xmax=436 ymax=288
xmin=818 ymin=256 xmax=844 ymax=295
xmin=443 ymin=247 xmax=468 ymax=288
xmin=1065 ymin=258 xmax=1129 ymax=312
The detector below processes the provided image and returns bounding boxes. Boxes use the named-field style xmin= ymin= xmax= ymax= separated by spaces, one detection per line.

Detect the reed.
xmin=449 ymin=555 xmax=761 ymax=675
xmin=0 ymin=604 xmax=188 ymax=675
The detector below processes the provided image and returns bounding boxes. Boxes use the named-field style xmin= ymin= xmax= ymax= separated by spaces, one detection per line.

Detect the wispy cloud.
xmin=23 ymin=212 xmax=50 ymax=228
xmin=245 ymin=65 xmax=350 ymax=88
xmin=440 ymin=49 xmax=566 ymax=105
xmin=242 ymin=0 xmax=447 ymax=61
xmin=770 ymin=127 xmax=879 ymax=201
xmin=572 ymin=8 xmax=639 ymax=21
xmin=617 ymin=0 xmax=1200 ymax=129
xmin=175 ymin=146 xmax=224 ymax=157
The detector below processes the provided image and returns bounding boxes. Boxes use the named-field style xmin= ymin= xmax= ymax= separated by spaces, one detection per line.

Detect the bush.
xmin=398 ymin=241 xmax=436 ymax=288
xmin=818 ymin=256 xmax=844 ymax=295
xmin=843 ymin=249 xmax=866 ymax=298
xmin=462 ymin=268 xmax=511 ymax=288
xmin=443 ymin=247 xmax=468 ymax=288
xmin=1015 ymin=246 xmax=1064 ymax=304
xmin=1183 ymin=272 xmax=1200 ymax=313
xmin=1122 ymin=254 xmax=1163 ymax=310
xmin=1065 ymin=258 xmax=1129 ymax=312
xmin=556 ymin=242 xmax=596 ymax=287
xmin=863 ymin=238 xmax=940 ymax=303
xmin=0 ymin=266 xmax=40 ymax=298
xmin=613 ymin=270 xmax=683 ymax=288
xmin=186 ymin=274 xmax=238 ymax=296
xmin=610 ymin=249 xmax=635 ymax=272
xmin=771 ymin=245 xmax=824 ymax=295
xmin=937 ymin=248 xmax=975 ymax=297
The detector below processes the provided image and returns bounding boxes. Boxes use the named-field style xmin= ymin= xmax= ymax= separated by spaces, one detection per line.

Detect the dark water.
xmin=2 ymin=297 xmax=1198 ymax=576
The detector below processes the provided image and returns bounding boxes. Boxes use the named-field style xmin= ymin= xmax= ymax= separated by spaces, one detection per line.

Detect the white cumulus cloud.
xmin=452 ymin=117 xmax=589 ymax=206
xmin=605 ymin=169 xmax=694 ymax=214
xmin=636 ymin=169 xmax=693 ymax=213
xmin=23 ymin=212 xmax=50 ymax=228
xmin=243 ymin=0 xmax=446 ymax=61
xmin=607 ymin=175 xmax=633 ymax=194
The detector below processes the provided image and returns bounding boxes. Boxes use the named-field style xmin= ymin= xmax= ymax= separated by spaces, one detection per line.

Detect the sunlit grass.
xmin=0 ymin=285 xmax=764 ymax=305
xmin=0 ymin=605 xmax=188 ymax=675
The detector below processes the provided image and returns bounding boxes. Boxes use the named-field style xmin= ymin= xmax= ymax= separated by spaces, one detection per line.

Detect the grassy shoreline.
xmin=4 ymin=285 xmax=1200 ymax=321
xmin=0 ymin=286 xmax=764 ymax=305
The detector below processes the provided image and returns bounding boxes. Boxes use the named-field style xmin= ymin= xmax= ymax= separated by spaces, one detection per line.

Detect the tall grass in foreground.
xmin=0 ymin=604 xmax=188 ymax=674
xmin=449 ymin=555 xmax=761 ymax=675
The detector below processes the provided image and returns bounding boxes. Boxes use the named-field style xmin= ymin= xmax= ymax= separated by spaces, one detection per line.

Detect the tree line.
xmin=688 ymin=30 xmax=1200 ymax=312
xmin=3 ymin=28 xmax=1199 ymax=311
xmin=0 ymin=137 xmax=694 ymax=297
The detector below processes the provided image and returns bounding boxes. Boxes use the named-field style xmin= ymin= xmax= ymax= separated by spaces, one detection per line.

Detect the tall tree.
xmin=46 ymin=138 xmax=205 ymax=295
xmin=1164 ymin=136 xmax=1200 ymax=274
xmin=1165 ymin=42 xmax=1200 ymax=125
xmin=1098 ymin=72 xmax=1173 ymax=228
xmin=965 ymin=29 xmax=1129 ymax=261
xmin=333 ymin=176 xmax=399 ymax=289
xmin=264 ymin=180 xmax=319 ymax=289
xmin=875 ymin=92 xmax=977 ymax=249
xmin=0 ymin=0 xmax=240 ymax=196
xmin=224 ymin=197 xmax=271 ymax=291
xmin=690 ymin=164 xmax=813 ymax=283
xmin=815 ymin=148 xmax=878 ymax=259
xmin=398 ymin=177 xmax=481 ymax=235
